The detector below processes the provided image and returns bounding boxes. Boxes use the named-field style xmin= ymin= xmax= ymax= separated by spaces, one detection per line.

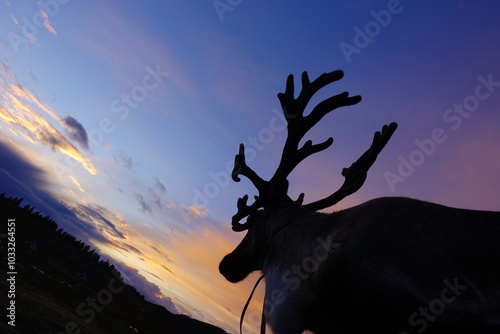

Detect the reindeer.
xmin=219 ymin=70 xmax=500 ymax=334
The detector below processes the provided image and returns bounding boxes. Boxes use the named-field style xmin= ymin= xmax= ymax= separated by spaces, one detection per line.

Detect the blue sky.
xmin=1 ymin=1 xmax=500 ymax=333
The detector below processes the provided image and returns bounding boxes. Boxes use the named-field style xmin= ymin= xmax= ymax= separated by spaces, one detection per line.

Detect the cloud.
xmin=0 ymin=132 xmax=240 ymax=333
xmin=119 ymin=243 xmax=144 ymax=256
xmin=0 ymin=139 xmax=132 ymax=250
xmin=150 ymin=244 xmax=172 ymax=263
xmin=1 ymin=61 xmax=18 ymax=82
xmin=69 ymin=176 xmax=86 ymax=193
xmin=116 ymin=261 xmax=179 ymax=314
xmin=0 ymin=140 xmax=109 ymax=244
xmin=37 ymin=128 xmax=65 ymax=148
xmin=63 ymin=116 xmax=89 ymax=150
xmin=0 ymin=66 xmax=97 ymax=174
xmin=30 ymin=71 xmax=38 ymax=86
xmin=188 ymin=205 xmax=208 ymax=219
xmin=166 ymin=226 xmax=261 ymax=333
xmin=135 ymin=193 xmax=153 ymax=214
xmin=114 ymin=151 xmax=140 ymax=172
xmin=73 ymin=204 xmax=126 ymax=239
xmin=146 ymin=176 xmax=168 ymax=210
xmin=0 ymin=139 xmax=45 ymax=188
xmin=0 ymin=139 xmax=185 ymax=321
xmin=130 ymin=176 xmax=170 ymax=216
xmin=0 ymin=135 xmax=214 ymax=329
xmin=39 ymin=9 xmax=57 ymax=35
xmin=153 ymin=175 xmax=167 ymax=194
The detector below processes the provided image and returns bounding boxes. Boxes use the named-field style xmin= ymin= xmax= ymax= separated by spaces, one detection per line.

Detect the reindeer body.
xmin=218 ymin=71 xmax=500 ymax=333
xmin=237 ymin=197 xmax=500 ymax=333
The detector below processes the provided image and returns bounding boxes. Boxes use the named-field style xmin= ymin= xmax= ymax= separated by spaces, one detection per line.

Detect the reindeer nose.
xmin=219 ymin=254 xmax=250 ymax=283
xmin=219 ymin=254 xmax=236 ymax=282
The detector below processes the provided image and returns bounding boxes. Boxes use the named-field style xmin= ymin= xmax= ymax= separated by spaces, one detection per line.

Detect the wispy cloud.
xmin=0 ymin=140 xmax=113 ymax=246
xmin=153 ymin=175 xmax=167 ymax=194
xmin=69 ymin=175 xmax=86 ymax=193
xmin=114 ymin=151 xmax=140 ymax=172
xmin=134 ymin=193 xmax=153 ymax=214
xmin=72 ymin=203 xmax=126 ymax=239
xmin=68 ymin=1 xmax=197 ymax=110
xmin=117 ymin=260 xmax=179 ymax=314
xmin=0 ymin=136 xmax=186 ymax=319
xmin=4 ymin=3 xmax=59 ymax=51
xmin=10 ymin=14 xmax=18 ymax=25
xmin=188 ymin=205 xmax=209 ymax=219
xmin=39 ymin=9 xmax=57 ymax=35
xmin=0 ymin=65 xmax=97 ymax=174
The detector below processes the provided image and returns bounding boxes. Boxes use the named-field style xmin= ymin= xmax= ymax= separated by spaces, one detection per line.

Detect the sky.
xmin=1 ymin=1 xmax=500 ymax=333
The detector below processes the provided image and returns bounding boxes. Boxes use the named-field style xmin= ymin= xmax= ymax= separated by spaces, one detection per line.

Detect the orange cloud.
xmin=40 ymin=9 xmax=57 ymax=35
xmin=188 ymin=205 xmax=209 ymax=219
xmin=0 ymin=83 xmax=97 ymax=174
xmin=87 ymin=215 xmax=263 ymax=333
xmin=69 ymin=176 xmax=86 ymax=193
xmin=165 ymin=227 xmax=265 ymax=333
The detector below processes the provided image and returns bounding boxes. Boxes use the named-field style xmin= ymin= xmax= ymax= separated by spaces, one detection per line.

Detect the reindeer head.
xmin=219 ymin=70 xmax=397 ymax=283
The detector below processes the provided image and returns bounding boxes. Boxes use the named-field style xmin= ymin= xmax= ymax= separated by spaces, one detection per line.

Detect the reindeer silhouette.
xmin=219 ymin=70 xmax=500 ymax=334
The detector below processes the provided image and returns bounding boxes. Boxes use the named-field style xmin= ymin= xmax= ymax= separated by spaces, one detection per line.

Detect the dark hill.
xmin=0 ymin=193 xmax=227 ymax=334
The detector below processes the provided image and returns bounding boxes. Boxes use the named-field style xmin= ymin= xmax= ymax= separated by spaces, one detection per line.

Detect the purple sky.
xmin=1 ymin=1 xmax=500 ymax=333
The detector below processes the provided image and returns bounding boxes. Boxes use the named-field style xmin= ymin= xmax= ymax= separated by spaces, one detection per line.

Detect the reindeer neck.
xmin=261 ymin=206 xmax=336 ymax=272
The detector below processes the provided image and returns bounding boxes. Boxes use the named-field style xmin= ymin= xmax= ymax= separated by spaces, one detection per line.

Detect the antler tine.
xmin=304 ymin=122 xmax=398 ymax=211
xmin=271 ymin=70 xmax=362 ymax=189
xmin=231 ymin=144 xmax=270 ymax=229
xmin=306 ymin=91 xmax=362 ymax=132
xmin=229 ymin=70 xmax=372 ymax=229
xmin=296 ymin=71 xmax=346 ymax=120
xmin=232 ymin=144 xmax=267 ymax=189
xmin=278 ymin=70 xmax=346 ymax=123
xmin=231 ymin=195 xmax=262 ymax=231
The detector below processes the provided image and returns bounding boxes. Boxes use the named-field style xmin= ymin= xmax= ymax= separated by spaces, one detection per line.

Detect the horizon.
xmin=1 ymin=1 xmax=500 ymax=333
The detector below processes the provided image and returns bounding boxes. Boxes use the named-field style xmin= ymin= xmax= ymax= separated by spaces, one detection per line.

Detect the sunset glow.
xmin=1 ymin=2 xmax=500 ymax=333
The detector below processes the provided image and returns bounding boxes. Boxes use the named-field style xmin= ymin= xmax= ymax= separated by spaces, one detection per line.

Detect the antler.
xmin=231 ymin=70 xmax=364 ymax=231
xmin=303 ymin=122 xmax=398 ymax=211
xmin=271 ymin=71 xmax=361 ymax=189
xmin=231 ymin=144 xmax=269 ymax=230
